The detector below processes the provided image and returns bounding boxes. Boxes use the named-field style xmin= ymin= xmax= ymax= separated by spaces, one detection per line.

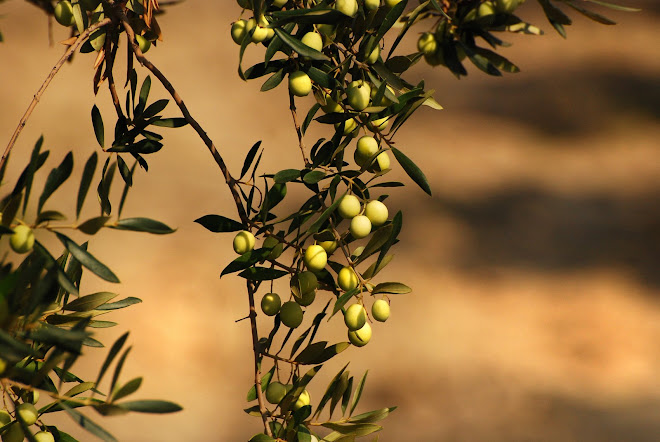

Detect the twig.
xmin=116 ymin=10 xmax=249 ymax=224
xmin=0 ymin=18 xmax=112 ymax=173
xmin=247 ymin=281 xmax=273 ymax=437
xmin=289 ymin=93 xmax=309 ymax=166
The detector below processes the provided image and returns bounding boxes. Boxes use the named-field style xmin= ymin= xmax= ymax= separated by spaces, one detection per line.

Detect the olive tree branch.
xmin=247 ymin=280 xmax=273 ymax=437
xmin=114 ymin=8 xmax=249 ymax=224
xmin=0 ymin=17 xmax=112 ymax=173
xmin=289 ymin=93 xmax=309 ymax=166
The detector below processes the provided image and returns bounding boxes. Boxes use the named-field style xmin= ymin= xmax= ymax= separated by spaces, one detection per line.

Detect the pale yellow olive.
xmin=301 ymin=31 xmax=323 ymax=52
xmin=293 ymin=389 xmax=311 ymax=410
xmin=265 ymin=381 xmax=287 ymax=404
xmin=354 ymin=136 xmax=379 ymax=168
xmin=272 ymin=0 xmax=288 ymax=7
xmin=261 ymin=293 xmax=281 ymax=316
xmin=350 ymin=215 xmax=372 ymax=239
xmin=364 ymin=200 xmax=388 ymax=227
xmin=1 ymin=423 xmax=23 ymax=442
xmin=371 ymin=299 xmax=390 ymax=322
xmin=289 ymin=71 xmax=312 ymax=97
xmin=231 ymin=20 xmax=248 ymax=45
xmin=337 ymin=266 xmax=358 ymax=291
xmin=337 ymin=194 xmax=362 ymax=219
xmin=304 ymin=245 xmax=327 ymax=272
xmin=317 ymin=230 xmax=338 ymax=254
xmin=368 ymin=117 xmax=389 ymax=131
xmin=251 ymin=25 xmax=269 ymax=43
xmin=0 ymin=409 xmax=10 ymax=425
xmin=233 ymin=230 xmax=256 ymax=255
xmin=417 ymin=32 xmax=437 ymax=55
xmin=317 ymin=23 xmax=336 ymax=37
xmin=295 ymin=288 xmax=315 ymax=307
xmin=366 ymin=45 xmax=380 ymax=64
xmin=479 ymin=1 xmax=496 ymax=17
xmin=34 ymin=432 xmax=55 ymax=442
xmin=344 ymin=303 xmax=366 ymax=331
xmin=368 ymin=151 xmax=390 ymax=173
xmin=370 ymin=84 xmax=395 ymax=107
xmin=16 ymin=403 xmax=38 ymax=425
xmin=263 ymin=236 xmax=284 ymax=259
xmin=335 ymin=118 xmax=358 ymax=135
xmin=280 ymin=301 xmax=303 ymax=328
xmin=54 ymin=1 xmax=75 ymax=27
xmin=384 ymin=0 xmax=402 ymax=7
xmin=346 ymin=80 xmax=371 ymax=111
xmin=348 ymin=322 xmax=372 ymax=346
xmin=364 ymin=0 xmax=380 ymax=10
xmin=335 ymin=0 xmax=358 ymax=17
xmin=136 ymin=34 xmax=151 ymax=54
xmin=316 ymin=90 xmax=342 ymax=113
xmin=294 ymin=271 xmax=318 ymax=295
xmin=10 ymin=225 xmax=34 ymax=254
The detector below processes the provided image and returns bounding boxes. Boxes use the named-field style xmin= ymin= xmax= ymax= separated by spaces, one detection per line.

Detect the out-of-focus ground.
xmin=1 ymin=0 xmax=659 ymax=440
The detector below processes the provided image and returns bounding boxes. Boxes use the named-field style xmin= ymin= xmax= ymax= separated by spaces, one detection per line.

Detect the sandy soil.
xmin=1 ymin=0 xmax=659 ymax=440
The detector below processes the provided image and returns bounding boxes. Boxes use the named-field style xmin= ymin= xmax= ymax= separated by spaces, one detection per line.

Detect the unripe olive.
xmin=337 ymin=266 xmax=358 ymax=291
xmin=263 ymin=236 xmax=284 ymax=259
xmin=304 ymin=245 xmax=327 ymax=272
xmin=280 ymin=301 xmax=303 ymax=328
xmin=344 ymin=303 xmax=366 ymax=331
xmin=371 ymin=299 xmax=390 ymax=322
xmin=316 ymin=91 xmax=343 ymax=113
xmin=293 ymin=389 xmax=311 ymax=410
xmin=1 ymin=423 xmax=23 ymax=442
xmin=289 ymin=71 xmax=312 ymax=97
xmin=364 ymin=0 xmax=380 ymax=10
xmin=335 ymin=0 xmax=358 ymax=17
xmin=136 ymin=34 xmax=151 ymax=54
xmin=364 ymin=200 xmax=388 ymax=227
xmin=293 ymin=271 xmax=318 ymax=295
xmin=34 ymin=431 xmax=55 ymax=442
xmin=233 ymin=230 xmax=256 ymax=255
xmin=231 ymin=20 xmax=248 ymax=45
xmin=335 ymin=118 xmax=358 ymax=135
xmin=346 ymin=80 xmax=371 ymax=111
xmin=368 ymin=152 xmax=390 ymax=173
xmin=384 ymin=0 xmax=402 ymax=7
xmin=265 ymin=381 xmax=287 ymax=404
xmin=370 ymin=85 xmax=395 ymax=107
xmin=251 ymin=25 xmax=269 ymax=43
xmin=350 ymin=215 xmax=372 ymax=239
xmin=261 ymin=293 xmax=281 ymax=316
xmin=301 ymin=31 xmax=323 ymax=52
xmin=368 ymin=117 xmax=389 ymax=132
xmin=10 ymin=225 xmax=34 ymax=254
xmin=337 ymin=194 xmax=361 ymax=219
xmin=354 ymin=136 xmax=379 ymax=168
xmin=16 ymin=403 xmax=38 ymax=425
xmin=317 ymin=230 xmax=338 ymax=254
xmin=317 ymin=23 xmax=335 ymax=37
xmin=295 ymin=288 xmax=315 ymax=307
xmin=348 ymin=322 xmax=372 ymax=347
xmin=54 ymin=1 xmax=75 ymax=27
xmin=0 ymin=409 xmax=10 ymax=425
xmin=417 ymin=32 xmax=437 ymax=55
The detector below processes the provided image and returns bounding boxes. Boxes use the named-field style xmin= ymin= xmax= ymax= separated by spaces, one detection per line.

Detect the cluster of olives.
xmin=0 ymin=395 xmax=54 ymax=442
xmin=53 ymin=0 xmax=152 ymax=53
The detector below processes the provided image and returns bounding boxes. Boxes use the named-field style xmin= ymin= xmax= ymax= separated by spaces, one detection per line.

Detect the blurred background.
xmin=1 ymin=0 xmax=659 ymax=440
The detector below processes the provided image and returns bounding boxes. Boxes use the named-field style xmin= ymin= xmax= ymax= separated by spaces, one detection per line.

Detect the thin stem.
xmin=289 ymin=93 xmax=309 ymax=166
xmin=116 ymin=10 xmax=249 ymax=224
xmin=0 ymin=18 xmax=112 ymax=173
xmin=247 ymin=281 xmax=273 ymax=437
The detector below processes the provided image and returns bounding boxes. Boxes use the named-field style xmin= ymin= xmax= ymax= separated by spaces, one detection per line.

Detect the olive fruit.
xmin=233 ymin=230 xmax=256 ymax=255
xmin=10 ymin=225 xmax=34 ymax=254
xmin=261 ymin=293 xmax=281 ymax=316
xmin=338 ymin=195 xmax=361 ymax=219
xmin=337 ymin=266 xmax=358 ymax=291
xmin=280 ymin=301 xmax=303 ymax=328
xmin=335 ymin=0 xmax=358 ymax=17
xmin=349 ymin=215 xmax=372 ymax=239
xmin=348 ymin=322 xmax=372 ymax=347
xmin=344 ymin=303 xmax=367 ymax=331
xmin=304 ymin=245 xmax=327 ymax=272
xmin=16 ymin=403 xmax=38 ymax=425
xmin=289 ymin=71 xmax=312 ymax=97
xmin=372 ymin=299 xmax=390 ymax=322
xmin=54 ymin=1 xmax=75 ymax=27
xmin=346 ymin=80 xmax=371 ymax=111
xmin=265 ymin=381 xmax=287 ymax=404
xmin=364 ymin=200 xmax=388 ymax=227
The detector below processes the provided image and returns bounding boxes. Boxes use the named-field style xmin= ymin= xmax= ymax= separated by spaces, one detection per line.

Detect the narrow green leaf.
xmin=38 ymin=152 xmax=73 ymax=213
xmin=112 ymin=217 xmax=176 ymax=234
xmin=142 ymin=99 xmax=169 ymax=119
xmin=249 ymin=434 xmax=276 ymax=442
xmin=390 ymin=147 xmax=431 ymax=196
xmin=62 ymin=404 xmax=117 ymax=442
xmin=349 ymin=371 xmax=368 ymax=416
xmin=55 ymin=232 xmax=119 ymax=283
xmin=238 ymin=267 xmax=288 ymax=281
xmin=355 ymin=224 xmax=393 ymax=265
xmin=96 ymin=332 xmax=129 ymax=388
xmin=261 ymin=69 xmax=285 ymax=92
xmin=349 ymin=407 xmax=397 ymax=424
xmin=194 ymin=214 xmax=244 ymax=232
xmin=150 ymin=118 xmax=188 ymax=128
xmin=308 ymin=192 xmax=344 ymax=234
xmin=118 ymin=400 xmax=182 ymax=414
xmin=64 ymin=292 xmax=117 ymax=312
xmin=77 ymin=216 xmax=111 ymax=235
xmin=77 ymin=152 xmax=98 ymax=219
xmin=240 ymin=141 xmax=262 ymax=180
xmin=36 ymin=210 xmax=67 ymax=224
xmin=274 ymin=169 xmax=301 ymax=183
xmin=96 ymin=297 xmax=142 ymax=311
xmin=91 ymin=105 xmax=104 ymax=147
xmin=303 ymin=170 xmax=326 ymax=184
xmin=372 ymin=282 xmax=411 ymax=294
xmin=274 ymin=28 xmax=329 ymax=61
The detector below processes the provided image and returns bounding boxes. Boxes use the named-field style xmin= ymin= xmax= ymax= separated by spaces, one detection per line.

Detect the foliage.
xmin=0 ymin=0 xmax=635 ymax=440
